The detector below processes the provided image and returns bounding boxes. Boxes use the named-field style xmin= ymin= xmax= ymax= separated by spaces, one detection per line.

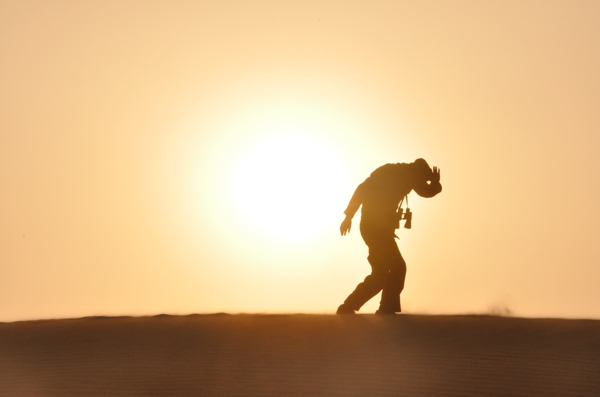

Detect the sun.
xmin=231 ymin=131 xmax=348 ymax=241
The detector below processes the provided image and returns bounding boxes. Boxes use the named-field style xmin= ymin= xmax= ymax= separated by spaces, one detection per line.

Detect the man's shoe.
xmin=375 ymin=308 xmax=398 ymax=315
xmin=336 ymin=304 xmax=356 ymax=315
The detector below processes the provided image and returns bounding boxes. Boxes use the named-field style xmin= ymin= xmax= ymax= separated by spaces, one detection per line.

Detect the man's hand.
xmin=340 ymin=217 xmax=352 ymax=236
xmin=430 ymin=166 xmax=441 ymax=184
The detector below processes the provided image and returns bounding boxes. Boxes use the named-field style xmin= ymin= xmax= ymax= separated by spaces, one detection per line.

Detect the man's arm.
xmin=340 ymin=182 xmax=366 ymax=236
xmin=413 ymin=166 xmax=442 ymax=198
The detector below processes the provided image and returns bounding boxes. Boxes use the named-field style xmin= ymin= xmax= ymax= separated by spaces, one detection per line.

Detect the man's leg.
xmin=339 ymin=224 xmax=391 ymax=312
xmin=341 ymin=259 xmax=387 ymax=311
xmin=378 ymin=246 xmax=406 ymax=313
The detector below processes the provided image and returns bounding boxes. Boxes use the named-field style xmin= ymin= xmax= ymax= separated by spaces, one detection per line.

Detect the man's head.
xmin=411 ymin=158 xmax=433 ymax=182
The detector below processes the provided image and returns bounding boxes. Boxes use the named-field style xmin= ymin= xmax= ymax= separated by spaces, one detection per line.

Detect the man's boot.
xmin=336 ymin=304 xmax=356 ymax=315
xmin=375 ymin=305 xmax=398 ymax=315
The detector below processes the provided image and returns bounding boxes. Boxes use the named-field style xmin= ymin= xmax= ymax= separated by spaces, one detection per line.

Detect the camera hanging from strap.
xmin=396 ymin=194 xmax=412 ymax=230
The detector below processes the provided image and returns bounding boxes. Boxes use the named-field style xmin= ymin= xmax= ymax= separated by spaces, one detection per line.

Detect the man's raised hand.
xmin=431 ymin=166 xmax=441 ymax=184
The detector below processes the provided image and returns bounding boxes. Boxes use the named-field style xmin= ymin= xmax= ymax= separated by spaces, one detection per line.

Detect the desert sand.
xmin=1 ymin=314 xmax=599 ymax=396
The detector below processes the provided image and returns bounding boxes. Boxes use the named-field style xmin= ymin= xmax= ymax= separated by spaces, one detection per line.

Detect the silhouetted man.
xmin=337 ymin=158 xmax=442 ymax=314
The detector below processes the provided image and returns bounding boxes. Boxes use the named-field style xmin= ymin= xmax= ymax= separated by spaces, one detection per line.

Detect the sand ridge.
xmin=1 ymin=314 xmax=599 ymax=396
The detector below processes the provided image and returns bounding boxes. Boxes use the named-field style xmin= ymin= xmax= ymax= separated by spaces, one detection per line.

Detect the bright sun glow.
xmin=232 ymin=131 xmax=348 ymax=241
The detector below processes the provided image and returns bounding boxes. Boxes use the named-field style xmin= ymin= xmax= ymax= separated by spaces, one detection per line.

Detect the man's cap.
xmin=412 ymin=158 xmax=432 ymax=178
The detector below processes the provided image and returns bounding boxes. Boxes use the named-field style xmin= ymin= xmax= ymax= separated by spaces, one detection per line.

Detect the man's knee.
xmin=365 ymin=268 xmax=387 ymax=285
xmin=390 ymin=258 xmax=406 ymax=272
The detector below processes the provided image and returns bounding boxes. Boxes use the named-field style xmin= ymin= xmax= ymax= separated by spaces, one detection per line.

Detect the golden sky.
xmin=1 ymin=1 xmax=599 ymax=321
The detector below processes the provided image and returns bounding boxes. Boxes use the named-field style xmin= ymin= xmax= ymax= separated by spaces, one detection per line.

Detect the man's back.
xmin=360 ymin=163 xmax=413 ymax=226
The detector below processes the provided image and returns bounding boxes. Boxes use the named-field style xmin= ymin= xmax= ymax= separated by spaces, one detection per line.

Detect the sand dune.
xmin=1 ymin=314 xmax=599 ymax=396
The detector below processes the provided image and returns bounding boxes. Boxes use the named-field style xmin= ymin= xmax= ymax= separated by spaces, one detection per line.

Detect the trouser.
xmin=343 ymin=222 xmax=407 ymax=312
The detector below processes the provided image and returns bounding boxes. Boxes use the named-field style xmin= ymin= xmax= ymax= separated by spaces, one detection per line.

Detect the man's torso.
xmin=360 ymin=163 xmax=412 ymax=228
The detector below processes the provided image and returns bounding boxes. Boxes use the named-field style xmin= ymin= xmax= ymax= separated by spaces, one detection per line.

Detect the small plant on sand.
xmin=487 ymin=302 xmax=513 ymax=317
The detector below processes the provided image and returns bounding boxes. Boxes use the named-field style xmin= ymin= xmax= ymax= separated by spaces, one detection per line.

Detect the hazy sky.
xmin=2 ymin=1 xmax=599 ymax=322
